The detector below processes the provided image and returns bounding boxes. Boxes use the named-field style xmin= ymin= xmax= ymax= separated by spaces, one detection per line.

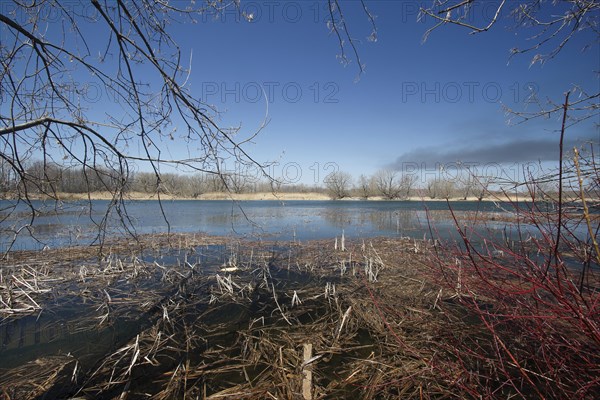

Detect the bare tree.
xmin=326 ymin=0 xmax=378 ymax=76
xmin=374 ymin=169 xmax=402 ymax=199
xmin=225 ymin=172 xmax=249 ymax=195
xmin=22 ymin=161 xmax=61 ymax=195
xmin=0 ymin=1 xmax=273 ymax=249
xmin=0 ymin=158 xmax=17 ymax=195
xmin=357 ymin=174 xmax=375 ymax=199
xmin=205 ymin=173 xmax=227 ymax=193
xmin=0 ymin=1 xmax=382 ymax=251
xmin=186 ymin=173 xmax=208 ymax=198
xmin=426 ymin=180 xmax=437 ymax=200
xmin=325 ymin=171 xmax=353 ymax=199
xmin=398 ymin=173 xmax=418 ymax=199
xmin=457 ymin=172 xmax=479 ymax=201
xmin=421 ymin=1 xmax=598 ymax=61
xmin=414 ymin=10 xmax=600 ymax=395
xmin=427 ymin=178 xmax=457 ymax=200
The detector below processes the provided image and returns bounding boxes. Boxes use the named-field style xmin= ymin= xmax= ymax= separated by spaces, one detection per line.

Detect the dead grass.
xmin=1 ymin=232 xmax=595 ymax=399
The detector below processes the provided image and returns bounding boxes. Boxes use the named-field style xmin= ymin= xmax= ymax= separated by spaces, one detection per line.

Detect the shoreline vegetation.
xmin=4 ymin=161 xmax=590 ymax=204
xmin=4 ymin=190 xmax=541 ymax=202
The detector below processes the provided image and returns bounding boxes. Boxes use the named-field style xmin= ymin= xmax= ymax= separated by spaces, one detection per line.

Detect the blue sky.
xmin=5 ymin=0 xmax=597 ymax=187
xmin=157 ymin=0 xmax=598 ymax=186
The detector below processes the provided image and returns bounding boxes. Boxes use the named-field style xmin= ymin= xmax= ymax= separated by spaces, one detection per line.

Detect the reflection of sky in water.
xmin=0 ymin=200 xmax=589 ymax=251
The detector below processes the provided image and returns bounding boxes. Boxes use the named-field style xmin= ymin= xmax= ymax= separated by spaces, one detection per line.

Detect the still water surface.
xmin=1 ymin=199 xmax=524 ymax=251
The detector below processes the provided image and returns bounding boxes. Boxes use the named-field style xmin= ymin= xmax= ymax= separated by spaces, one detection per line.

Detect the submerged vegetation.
xmin=1 ymin=233 xmax=446 ymax=398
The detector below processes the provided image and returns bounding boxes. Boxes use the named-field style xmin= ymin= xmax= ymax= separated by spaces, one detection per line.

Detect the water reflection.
xmin=370 ymin=210 xmax=419 ymax=234
xmin=321 ymin=208 xmax=354 ymax=229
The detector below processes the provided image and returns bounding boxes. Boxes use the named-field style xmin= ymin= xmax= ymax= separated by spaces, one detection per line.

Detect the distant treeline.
xmin=1 ymin=160 xmax=561 ymax=200
xmin=0 ymin=161 xmax=326 ymax=198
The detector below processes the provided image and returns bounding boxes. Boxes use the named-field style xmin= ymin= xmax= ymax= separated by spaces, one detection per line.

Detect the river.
xmin=0 ymin=199 xmax=530 ymax=252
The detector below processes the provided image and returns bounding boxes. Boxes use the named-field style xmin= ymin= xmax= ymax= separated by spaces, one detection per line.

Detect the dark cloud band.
xmin=389 ymin=135 xmax=598 ymax=168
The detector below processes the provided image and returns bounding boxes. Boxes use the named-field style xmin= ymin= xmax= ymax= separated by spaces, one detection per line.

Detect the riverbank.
xmin=6 ymin=190 xmax=537 ymax=202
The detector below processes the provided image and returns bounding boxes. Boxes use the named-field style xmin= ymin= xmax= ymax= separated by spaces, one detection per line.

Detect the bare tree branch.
xmin=0 ymin=0 xmax=272 ymax=252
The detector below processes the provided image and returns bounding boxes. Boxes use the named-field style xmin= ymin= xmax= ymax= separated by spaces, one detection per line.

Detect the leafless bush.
xmin=428 ymin=97 xmax=600 ymax=398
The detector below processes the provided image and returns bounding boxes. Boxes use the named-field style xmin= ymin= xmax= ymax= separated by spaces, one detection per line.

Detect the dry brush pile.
xmin=0 ymin=233 xmax=465 ymax=399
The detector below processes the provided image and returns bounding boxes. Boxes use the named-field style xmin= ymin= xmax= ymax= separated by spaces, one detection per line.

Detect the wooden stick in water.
xmin=302 ymin=343 xmax=313 ymax=400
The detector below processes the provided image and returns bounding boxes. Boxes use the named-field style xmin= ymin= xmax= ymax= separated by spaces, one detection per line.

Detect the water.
xmin=0 ymin=199 xmax=521 ymax=251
